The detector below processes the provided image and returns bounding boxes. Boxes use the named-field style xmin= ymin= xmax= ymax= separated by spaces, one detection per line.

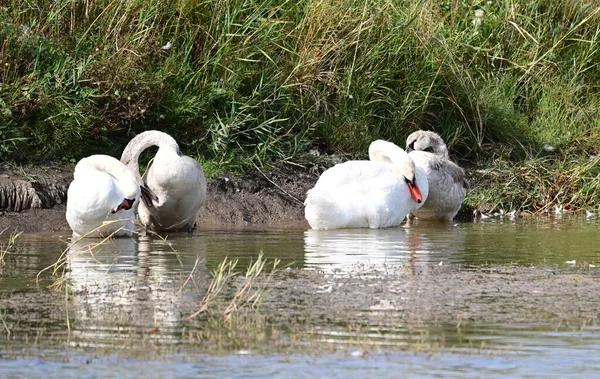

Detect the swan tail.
xmin=304 ymin=190 xmax=349 ymax=229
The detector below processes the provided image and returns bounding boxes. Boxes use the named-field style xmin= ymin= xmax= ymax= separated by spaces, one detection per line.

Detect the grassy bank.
xmin=1 ymin=0 xmax=600 ymax=211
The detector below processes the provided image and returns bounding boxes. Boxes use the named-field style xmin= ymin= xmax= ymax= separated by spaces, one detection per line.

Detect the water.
xmin=1 ymin=215 xmax=600 ymax=377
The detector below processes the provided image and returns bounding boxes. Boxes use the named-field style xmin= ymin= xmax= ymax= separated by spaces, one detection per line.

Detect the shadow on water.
xmin=0 ymin=215 xmax=599 ymax=376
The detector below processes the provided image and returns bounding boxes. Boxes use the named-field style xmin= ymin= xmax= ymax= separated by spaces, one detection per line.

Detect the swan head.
xmin=111 ymin=198 xmax=136 ymax=214
xmin=368 ymin=139 xmax=425 ymax=204
xmin=397 ymin=159 xmax=423 ymax=204
xmin=405 ymin=131 xmax=449 ymax=159
xmin=75 ymin=154 xmax=142 ymax=212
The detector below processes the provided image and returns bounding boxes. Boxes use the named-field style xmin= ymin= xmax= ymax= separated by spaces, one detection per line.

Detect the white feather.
xmin=121 ymin=130 xmax=206 ymax=232
xmin=66 ymin=155 xmax=140 ymax=238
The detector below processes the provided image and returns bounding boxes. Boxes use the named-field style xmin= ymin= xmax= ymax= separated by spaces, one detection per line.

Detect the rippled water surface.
xmin=1 ymin=215 xmax=599 ymax=377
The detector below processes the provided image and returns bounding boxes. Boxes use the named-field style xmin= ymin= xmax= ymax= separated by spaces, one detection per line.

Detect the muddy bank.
xmin=0 ymin=162 xmax=320 ymax=233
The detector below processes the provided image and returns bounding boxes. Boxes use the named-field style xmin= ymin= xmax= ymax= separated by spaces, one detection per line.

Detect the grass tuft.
xmin=0 ymin=229 xmax=23 ymax=273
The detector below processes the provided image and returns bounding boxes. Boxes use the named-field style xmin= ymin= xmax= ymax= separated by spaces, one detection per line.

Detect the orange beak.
xmin=112 ymin=198 xmax=135 ymax=213
xmin=407 ymin=181 xmax=423 ymax=204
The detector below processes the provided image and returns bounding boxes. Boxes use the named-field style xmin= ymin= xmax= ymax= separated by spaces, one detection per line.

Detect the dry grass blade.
xmin=0 ymin=230 xmax=23 ymax=272
xmin=176 ymin=254 xmax=204 ymax=296
xmin=188 ymin=252 xmax=282 ymax=322
xmin=0 ymin=309 xmax=11 ymax=336
xmin=188 ymin=257 xmax=239 ymax=319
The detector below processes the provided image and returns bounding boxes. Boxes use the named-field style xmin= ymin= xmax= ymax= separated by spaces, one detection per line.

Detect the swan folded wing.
xmin=445 ymin=160 xmax=467 ymax=188
xmin=69 ymin=170 xmax=120 ymax=214
xmin=410 ymin=151 xmax=464 ymax=188
xmin=67 ymin=170 xmax=131 ymax=235
xmin=305 ymin=162 xmax=408 ymax=229
xmin=426 ymin=158 xmax=466 ymax=189
xmin=312 ymin=161 xmax=395 ymax=188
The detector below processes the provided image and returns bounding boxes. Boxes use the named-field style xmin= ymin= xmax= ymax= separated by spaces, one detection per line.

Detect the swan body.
xmin=304 ymin=140 xmax=428 ymax=230
xmin=405 ymin=131 xmax=468 ymax=220
xmin=66 ymin=155 xmax=141 ymax=238
xmin=120 ymin=130 xmax=207 ymax=233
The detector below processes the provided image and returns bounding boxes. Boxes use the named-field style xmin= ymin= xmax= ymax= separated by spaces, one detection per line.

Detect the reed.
xmin=0 ymin=229 xmax=23 ymax=272
xmin=189 ymin=252 xmax=281 ymax=321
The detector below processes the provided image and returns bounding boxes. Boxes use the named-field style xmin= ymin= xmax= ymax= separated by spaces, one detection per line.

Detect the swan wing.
xmin=311 ymin=161 xmax=394 ymax=189
xmin=138 ymin=150 xmax=207 ymax=232
xmin=409 ymin=151 xmax=466 ymax=220
xmin=305 ymin=161 xmax=414 ymax=229
xmin=66 ymin=169 xmax=131 ymax=237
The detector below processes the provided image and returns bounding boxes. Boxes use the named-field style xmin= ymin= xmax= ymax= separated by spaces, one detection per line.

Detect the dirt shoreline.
xmin=0 ymin=161 xmax=321 ymax=234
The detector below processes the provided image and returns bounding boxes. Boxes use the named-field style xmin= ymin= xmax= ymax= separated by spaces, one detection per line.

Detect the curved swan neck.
xmin=76 ymin=155 xmax=139 ymax=197
xmin=120 ymin=130 xmax=180 ymax=179
xmin=368 ymin=140 xmax=410 ymax=164
xmin=368 ymin=139 xmax=416 ymax=181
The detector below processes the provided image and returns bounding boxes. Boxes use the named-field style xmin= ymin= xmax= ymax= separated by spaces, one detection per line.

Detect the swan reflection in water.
xmin=303 ymin=223 xmax=466 ymax=274
xmin=66 ymin=235 xmax=207 ymax=345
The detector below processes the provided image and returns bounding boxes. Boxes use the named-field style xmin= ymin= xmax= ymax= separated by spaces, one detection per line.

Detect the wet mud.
xmin=1 ymin=263 xmax=598 ymax=357
xmin=265 ymin=265 xmax=600 ymax=328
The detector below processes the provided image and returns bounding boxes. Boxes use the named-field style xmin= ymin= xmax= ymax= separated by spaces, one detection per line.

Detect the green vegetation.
xmin=1 ymin=0 xmax=600 ymax=210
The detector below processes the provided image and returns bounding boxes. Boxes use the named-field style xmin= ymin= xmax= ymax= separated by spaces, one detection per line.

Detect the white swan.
xmin=120 ymin=130 xmax=207 ymax=233
xmin=404 ymin=130 xmax=468 ymax=220
xmin=66 ymin=154 xmax=141 ymax=238
xmin=304 ymin=140 xmax=428 ymax=229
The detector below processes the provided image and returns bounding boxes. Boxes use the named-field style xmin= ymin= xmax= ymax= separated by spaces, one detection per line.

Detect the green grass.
xmin=467 ymin=154 xmax=600 ymax=214
xmin=2 ymin=0 xmax=600 ymax=209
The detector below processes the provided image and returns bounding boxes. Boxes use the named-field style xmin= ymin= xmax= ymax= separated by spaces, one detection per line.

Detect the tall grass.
xmin=1 ymin=0 xmax=600 ymax=171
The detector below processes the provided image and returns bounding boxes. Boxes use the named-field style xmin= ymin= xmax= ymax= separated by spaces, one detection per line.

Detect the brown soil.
xmin=0 ymin=162 xmax=321 ymax=234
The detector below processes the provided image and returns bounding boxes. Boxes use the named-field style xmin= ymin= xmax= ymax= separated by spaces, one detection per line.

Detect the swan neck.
xmin=120 ymin=131 xmax=179 ymax=179
xmin=368 ymin=140 xmax=409 ymax=164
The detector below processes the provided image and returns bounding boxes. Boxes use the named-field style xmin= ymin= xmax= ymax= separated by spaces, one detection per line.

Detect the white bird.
xmin=304 ymin=140 xmax=428 ymax=230
xmin=66 ymin=154 xmax=141 ymax=238
xmin=120 ymin=130 xmax=207 ymax=233
xmin=404 ymin=131 xmax=468 ymax=220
